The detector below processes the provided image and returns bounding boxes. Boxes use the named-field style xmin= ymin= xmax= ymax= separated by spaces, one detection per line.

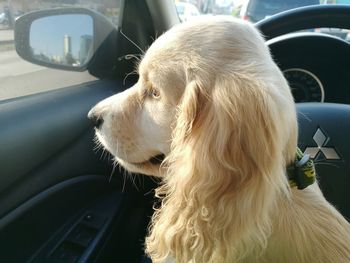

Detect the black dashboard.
xmin=267 ymin=32 xmax=350 ymax=104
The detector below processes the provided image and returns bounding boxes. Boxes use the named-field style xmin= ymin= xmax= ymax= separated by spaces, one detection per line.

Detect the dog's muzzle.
xmin=88 ymin=110 xmax=104 ymax=129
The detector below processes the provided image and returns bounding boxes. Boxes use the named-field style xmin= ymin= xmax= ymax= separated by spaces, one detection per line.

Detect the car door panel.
xmin=0 ymin=80 xmax=156 ymax=262
xmin=1 ymin=175 xmax=114 ymax=262
xmin=0 ymin=80 xmax=117 ymax=215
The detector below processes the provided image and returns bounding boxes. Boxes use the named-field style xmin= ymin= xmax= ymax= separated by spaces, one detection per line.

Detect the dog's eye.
xmin=149 ymin=88 xmax=160 ymax=99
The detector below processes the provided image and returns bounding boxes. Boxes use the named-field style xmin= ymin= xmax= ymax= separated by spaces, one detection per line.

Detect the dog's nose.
xmin=88 ymin=110 xmax=104 ymax=129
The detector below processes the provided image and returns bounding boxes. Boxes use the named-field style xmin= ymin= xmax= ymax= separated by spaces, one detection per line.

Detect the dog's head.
xmin=88 ymin=16 xmax=296 ymax=178
xmin=87 ymin=40 xmax=185 ymax=176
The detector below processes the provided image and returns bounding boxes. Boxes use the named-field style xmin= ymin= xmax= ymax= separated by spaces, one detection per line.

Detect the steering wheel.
xmin=256 ymin=5 xmax=350 ymax=220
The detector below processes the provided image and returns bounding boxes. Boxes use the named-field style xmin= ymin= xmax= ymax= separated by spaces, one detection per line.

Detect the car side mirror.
xmin=14 ymin=8 xmax=117 ymax=72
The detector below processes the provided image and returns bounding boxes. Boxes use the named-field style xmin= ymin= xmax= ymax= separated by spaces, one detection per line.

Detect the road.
xmin=0 ymin=49 xmax=97 ymax=101
xmin=0 ymin=29 xmax=13 ymax=42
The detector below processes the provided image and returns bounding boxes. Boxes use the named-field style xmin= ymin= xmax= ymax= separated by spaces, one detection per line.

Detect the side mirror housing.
xmin=15 ymin=8 xmax=117 ymax=72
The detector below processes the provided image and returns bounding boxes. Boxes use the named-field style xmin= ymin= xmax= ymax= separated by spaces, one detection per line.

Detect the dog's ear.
xmin=172 ymin=74 xmax=293 ymax=191
xmin=146 ymin=73 xmax=297 ymax=262
xmin=171 ymin=80 xmax=206 ymax=144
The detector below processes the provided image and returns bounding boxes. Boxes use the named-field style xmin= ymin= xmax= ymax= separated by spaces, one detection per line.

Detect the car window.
xmin=0 ymin=0 xmax=121 ymax=101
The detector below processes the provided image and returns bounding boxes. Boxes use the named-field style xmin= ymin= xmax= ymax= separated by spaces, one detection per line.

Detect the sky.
xmin=30 ymin=14 xmax=93 ymax=59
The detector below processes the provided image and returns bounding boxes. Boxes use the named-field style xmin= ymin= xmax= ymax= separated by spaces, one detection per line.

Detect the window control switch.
xmin=66 ymin=224 xmax=97 ymax=247
xmin=81 ymin=212 xmax=106 ymax=229
xmin=52 ymin=241 xmax=84 ymax=263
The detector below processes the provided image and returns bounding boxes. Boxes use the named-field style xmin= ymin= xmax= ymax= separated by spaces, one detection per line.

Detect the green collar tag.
xmin=287 ymin=148 xmax=316 ymax=190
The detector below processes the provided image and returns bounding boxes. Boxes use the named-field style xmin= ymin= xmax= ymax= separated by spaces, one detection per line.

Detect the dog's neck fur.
xmin=260 ymin=185 xmax=350 ymax=263
xmin=161 ymin=184 xmax=350 ymax=263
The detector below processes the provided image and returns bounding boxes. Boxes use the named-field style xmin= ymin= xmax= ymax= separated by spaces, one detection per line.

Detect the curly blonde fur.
xmin=89 ymin=16 xmax=350 ymax=263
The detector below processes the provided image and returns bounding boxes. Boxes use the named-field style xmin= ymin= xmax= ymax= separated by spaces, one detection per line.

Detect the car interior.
xmin=0 ymin=0 xmax=349 ymax=262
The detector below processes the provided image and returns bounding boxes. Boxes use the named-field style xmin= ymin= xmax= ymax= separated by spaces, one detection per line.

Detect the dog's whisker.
xmin=122 ymin=167 xmax=133 ymax=192
xmin=97 ymin=145 xmax=108 ymax=161
xmin=122 ymin=172 xmax=127 ymax=192
xmin=123 ymin=70 xmax=138 ymax=85
xmin=108 ymin=161 xmax=117 ymax=183
xmin=118 ymin=53 xmax=142 ymax=61
xmin=99 ymin=147 xmax=105 ymax=159
xmin=131 ymin=174 xmax=140 ymax=191
xmin=144 ymin=186 xmax=156 ymax=197
xmin=103 ymin=148 xmax=111 ymax=160
xmin=92 ymin=136 xmax=101 ymax=151
xmin=119 ymin=29 xmax=145 ymax=54
xmin=93 ymin=144 xmax=100 ymax=152
xmin=130 ymin=173 xmax=140 ymax=191
xmin=101 ymin=149 xmax=106 ymax=160
xmin=119 ymin=147 xmax=140 ymax=190
xmin=150 ymin=31 xmax=159 ymax=43
xmin=92 ymin=136 xmax=106 ymax=158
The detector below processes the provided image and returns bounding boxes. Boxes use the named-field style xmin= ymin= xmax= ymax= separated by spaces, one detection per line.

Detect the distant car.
xmin=320 ymin=27 xmax=348 ymax=39
xmin=175 ymin=2 xmax=200 ymax=22
xmin=212 ymin=0 xmax=234 ymax=15
xmin=0 ymin=12 xmax=8 ymax=25
xmin=320 ymin=0 xmax=350 ymax=40
xmin=240 ymin=0 xmax=320 ymax=22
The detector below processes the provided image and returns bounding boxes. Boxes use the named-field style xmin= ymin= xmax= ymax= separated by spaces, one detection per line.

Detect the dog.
xmin=88 ymin=16 xmax=350 ymax=263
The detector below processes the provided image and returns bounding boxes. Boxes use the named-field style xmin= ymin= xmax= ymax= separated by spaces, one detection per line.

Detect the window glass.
xmin=0 ymin=0 xmax=121 ymax=101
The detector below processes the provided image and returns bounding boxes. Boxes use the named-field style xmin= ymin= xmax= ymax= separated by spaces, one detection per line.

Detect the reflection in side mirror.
xmin=29 ymin=14 xmax=93 ymax=68
xmin=15 ymin=8 xmax=117 ymax=73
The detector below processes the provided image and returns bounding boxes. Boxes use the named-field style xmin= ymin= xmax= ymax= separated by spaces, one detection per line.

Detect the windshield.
xmin=174 ymin=0 xmax=350 ymax=40
xmin=176 ymin=4 xmax=186 ymax=14
xmin=174 ymin=0 xmax=350 ymax=22
xmin=246 ymin=0 xmax=319 ymax=22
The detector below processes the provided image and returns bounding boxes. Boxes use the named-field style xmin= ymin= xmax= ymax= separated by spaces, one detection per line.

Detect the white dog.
xmin=88 ymin=16 xmax=350 ymax=263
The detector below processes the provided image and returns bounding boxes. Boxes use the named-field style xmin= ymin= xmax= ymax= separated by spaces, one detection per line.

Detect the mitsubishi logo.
xmin=304 ymin=128 xmax=341 ymax=160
